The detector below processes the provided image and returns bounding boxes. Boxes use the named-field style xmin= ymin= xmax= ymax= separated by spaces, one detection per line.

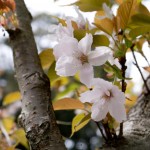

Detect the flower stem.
xmin=131 ymin=44 xmax=150 ymax=93
xmin=119 ymin=54 xmax=127 ymax=138
xmin=95 ymin=122 xmax=107 ymax=142
xmin=103 ymin=123 xmax=112 ymax=140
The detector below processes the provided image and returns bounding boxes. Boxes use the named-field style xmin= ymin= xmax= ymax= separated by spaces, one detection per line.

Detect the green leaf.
xmin=125 ymin=38 xmax=132 ymax=48
xmin=117 ymin=0 xmax=139 ymax=29
xmin=93 ymin=34 xmax=110 ymax=47
xmin=129 ymin=13 xmax=150 ymax=29
xmin=114 ymin=49 xmax=126 ymax=58
xmin=53 ymin=98 xmax=86 ymax=111
xmin=47 ymin=62 xmax=59 ymax=83
xmin=3 ymin=91 xmax=21 ymax=106
xmin=105 ymin=62 xmax=123 ymax=79
xmin=70 ymin=0 xmax=109 ymax=12
xmin=39 ymin=48 xmax=55 ymax=70
xmin=129 ymin=26 xmax=150 ymax=39
xmin=74 ymin=29 xmax=86 ymax=41
xmin=71 ymin=113 xmax=91 ymax=137
xmin=55 ymin=83 xmax=79 ymax=100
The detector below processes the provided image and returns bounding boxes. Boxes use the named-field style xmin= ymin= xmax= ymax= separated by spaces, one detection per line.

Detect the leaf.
xmin=129 ymin=26 xmax=150 ymax=39
xmin=71 ymin=0 xmax=109 ymax=12
xmin=71 ymin=113 xmax=91 ymax=136
xmin=11 ymin=129 xmax=28 ymax=149
xmin=143 ymin=67 xmax=150 ymax=73
xmin=115 ymin=0 xmax=123 ymax=4
xmin=94 ymin=18 xmax=114 ymax=35
xmin=117 ymin=0 xmax=139 ymax=29
xmin=6 ymin=147 xmax=15 ymax=150
xmin=0 ymin=0 xmax=15 ymax=13
xmin=93 ymin=34 xmax=110 ymax=47
xmin=39 ymin=48 xmax=55 ymax=70
xmin=74 ymin=29 xmax=86 ymax=41
xmin=47 ymin=62 xmax=59 ymax=83
xmin=2 ymin=117 xmax=14 ymax=132
xmin=105 ymin=62 xmax=124 ymax=79
xmin=53 ymin=98 xmax=86 ymax=111
xmin=129 ymin=13 xmax=150 ymax=28
xmin=3 ymin=91 xmax=21 ymax=106
xmin=55 ymin=83 xmax=80 ymax=100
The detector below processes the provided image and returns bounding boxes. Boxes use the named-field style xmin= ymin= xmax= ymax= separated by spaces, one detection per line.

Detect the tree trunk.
xmin=8 ymin=0 xmax=66 ymax=149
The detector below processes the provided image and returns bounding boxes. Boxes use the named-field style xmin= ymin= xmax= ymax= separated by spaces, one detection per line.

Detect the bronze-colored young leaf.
xmin=117 ymin=0 xmax=139 ymax=29
xmin=94 ymin=18 xmax=114 ymax=35
xmin=39 ymin=48 xmax=55 ymax=70
xmin=71 ymin=113 xmax=91 ymax=137
xmin=0 ymin=0 xmax=15 ymax=13
xmin=53 ymin=98 xmax=86 ymax=111
xmin=3 ymin=91 xmax=21 ymax=106
xmin=143 ymin=67 xmax=150 ymax=73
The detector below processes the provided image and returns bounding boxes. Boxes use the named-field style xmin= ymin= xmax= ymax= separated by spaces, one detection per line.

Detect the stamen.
xmin=103 ymin=90 xmax=113 ymax=101
xmin=79 ymin=53 xmax=88 ymax=65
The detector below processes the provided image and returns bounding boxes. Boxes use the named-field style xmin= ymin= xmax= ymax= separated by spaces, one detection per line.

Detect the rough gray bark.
xmin=8 ymin=0 xmax=66 ymax=149
xmin=101 ymin=85 xmax=150 ymax=150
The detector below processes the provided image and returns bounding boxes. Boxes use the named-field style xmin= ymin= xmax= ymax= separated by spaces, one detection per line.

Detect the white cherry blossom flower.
xmin=53 ymin=34 xmax=111 ymax=87
xmin=80 ymin=78 xmax=126 ymax=122
xmin=56 ymin=19 xmax=74 ymax=41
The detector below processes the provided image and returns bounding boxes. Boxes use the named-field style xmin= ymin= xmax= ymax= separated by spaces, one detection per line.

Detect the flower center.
xmin=103 ymin=90 xmax=112 ymax=101
xmin=79 ymin=53 xmax=88 ymax=65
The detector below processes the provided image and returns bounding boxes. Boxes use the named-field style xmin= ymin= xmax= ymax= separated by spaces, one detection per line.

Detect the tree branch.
xmin=8 ymin=0 xmax=66 ymax=149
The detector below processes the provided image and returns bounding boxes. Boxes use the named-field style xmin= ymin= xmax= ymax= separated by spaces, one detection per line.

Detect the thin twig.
xmin=131 ymin=45 xmax=150 ymax=93
xmin=95 ymin=122 xmax=107 ymax=142
xmin=0 ymin=120 xmax=12 ymax=146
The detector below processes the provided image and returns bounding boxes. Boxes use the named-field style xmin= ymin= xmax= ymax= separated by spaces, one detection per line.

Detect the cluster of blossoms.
xmin=53 ymin=7 xmax=126 ymax=123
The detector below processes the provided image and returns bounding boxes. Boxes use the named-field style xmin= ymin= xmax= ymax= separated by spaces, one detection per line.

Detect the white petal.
xmin=108 ymin=57 xmax=121 ymax=69
xmin=56 ymin=56 xmax=80 ymax=76
xmin=53 ymin=37 xmax=78 ymax=60
xmin=79 ymin=63 xmax=94 ymax=88
xmin=110 ymin=85 xmax=126 ymax=104
xmin=78 ymin=33 xmax=93 ymax=54
xmin=88 ymin=50 xmax=111 ymax=66
xmin=92 ymin=78 xmax=113 ymax=90
xmin=80 ymin=88 xmax=100 ymax=103
xmin=108 ymin=103 xmax=126 ymax=123
xmin=91 ymin=99 xmax=109 ymax=122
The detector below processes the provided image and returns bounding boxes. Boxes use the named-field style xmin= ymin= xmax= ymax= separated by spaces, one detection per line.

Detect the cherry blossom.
xmin=56 ymin=19 xmax=74 ymax=41
xmin=80 ymin=78 xmax=126 ymax=122
xmin=53 ymin=33 xmax=111 ymax=87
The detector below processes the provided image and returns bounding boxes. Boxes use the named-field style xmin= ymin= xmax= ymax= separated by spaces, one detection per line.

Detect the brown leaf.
xmin=143 ymin=67 xmax=150 ymax=73
xmin=53 ymin=98 xmax=89 ymax=111
xmin=0 ymin=0 xmax=15 ymax=12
